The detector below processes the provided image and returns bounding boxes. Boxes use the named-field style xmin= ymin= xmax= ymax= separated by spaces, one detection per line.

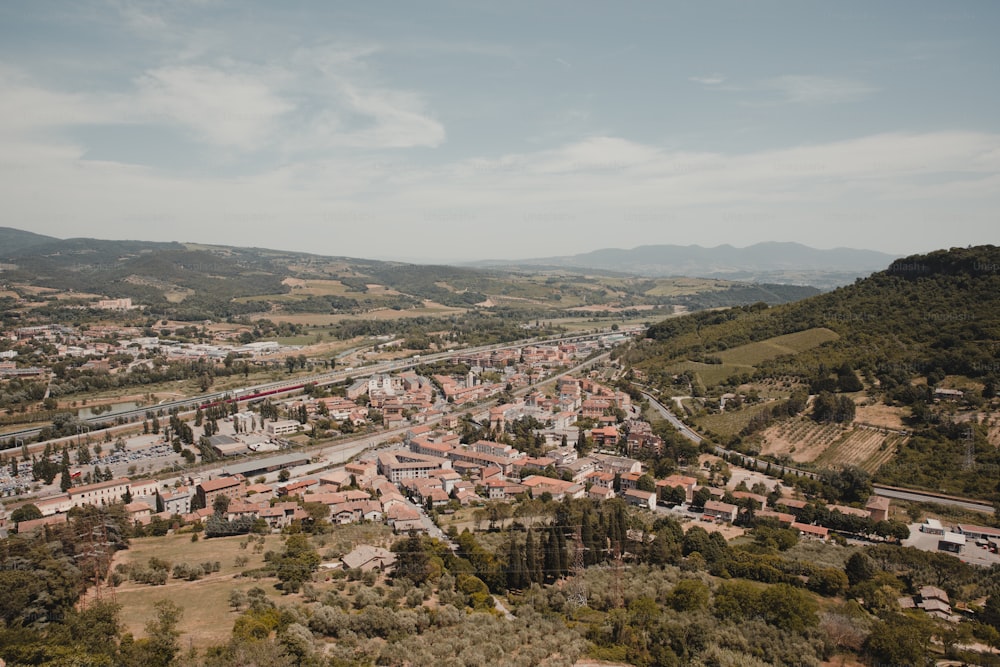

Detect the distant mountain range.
xmin=469 ymin=242 xmax=900 ymax=289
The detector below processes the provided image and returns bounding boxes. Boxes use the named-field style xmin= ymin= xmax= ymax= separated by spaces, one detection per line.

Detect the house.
xmin=586 ymin=471 xmax=616 ymax=489
xmin=590 ymin=426 xmax=619 ymax=447
xmin=933 ymin=388 xmax=964 ymax=401
xmin=520 ymin=475 xmax=585 ymax=501
xmin=557 ymin=457 xmax=599 ymax=483
xmin=260 ymin=502 xmax=307 ymax=530
xmin=828 ymin=504 xmax=869 ymax=518
xmin=626 ymin=431 xmax=664 ymax=457
xmin=588 ymin=486 xmax=615 ymax=502
xmin=792 ymin=522 xmax=830 ymax=541
xmin=15 ymin=513 xmax=68 ymax=534
xmin=657 ymin=475 xmax=698 ymax=503
xmin=917 ymin=586 xmax=957 ymax=621
xmin=755 ymin=510 xmax=795 ymax=525
xmin=377 ymin=451 xmax=451 ymax=482
xmin=623 ymin=489 xmax=656 ymax=511
xmin=732 ymin=491 xmax=767 ymax=509
xmin=385 ymin=504 xmax=423 ymax=533
xmin=341 ymin=545 xmax=396 ymax=572
xmin=774 ymin=497 xmax=809 ymax=515
xmin=703 ymin=500 xmax=738 ymax=523
xmin=245 ymin=483 xmax=275 ymax=498
xmin=68 ymin=478 xmax=132 ymax=508
xmin=278 ymin=479 xmax=319 ymax=498
xmin=196 ymin=477 xmax=243 ymax=510
xmin=866 ymin=495 xmax=891 ymax=522
xmin=618 ymin=472 xmax=642 ymax=491
xmin=593 ymin=454 xmax=642 ymax=476
xmin=345 ymin=461 xmax=378 ymax=487
xmin=124 ymin=502 xmax=152 ymax=522
xmin=160 ymin=487 xmax=192 ymax=515
xmin=453 ymin=488 xmax=483 ymax=506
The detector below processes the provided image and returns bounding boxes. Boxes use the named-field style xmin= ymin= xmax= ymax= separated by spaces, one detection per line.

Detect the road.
xmin=640 ymin=390 xmax=995 ymax=516
xmin=872 ymin=486 xmax=994 ymax=515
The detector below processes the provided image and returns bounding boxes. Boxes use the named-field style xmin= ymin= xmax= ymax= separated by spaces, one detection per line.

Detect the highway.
xmin=640 ymin=390 xmax=995 ymax=516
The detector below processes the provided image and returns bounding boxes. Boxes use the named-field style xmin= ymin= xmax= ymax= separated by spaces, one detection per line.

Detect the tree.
xmin=10 ymin=503 xmax=42 ymax=524
xmin=863 ymin=614 xmax=931 ymax=667
xmin=213 ymin=494 xmax=231 ymax=516
xmin=122 ymin=599 xmax=183 ymax=667
xmin=274 ymin=533 xmax=320 ymax=593
xmin=636 ymin=473 xmax=655 ymax=492
xmin=392 ymin=532 xmax=433 ymax=586
xmin=667 ymin=579 xmax=709 ymax=612
xmin=760 ymin=583 xmax=818 ymax=633
xmin=60 ymin=467 xmax=73 ymax=492
xmin=691 ymin=486 xmax=711 ymax=509
xmin=845 ymin=551 xmax=876 ymax=587
xmin=982 ymin=594 xmax=1000 ymax=632
xmin=278 ymin=469 xmax=291 ymax=483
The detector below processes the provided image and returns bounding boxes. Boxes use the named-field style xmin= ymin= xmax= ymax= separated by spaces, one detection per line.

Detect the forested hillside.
xmin=636 ymin=245 xmax=999 ymax=380
xmin=622 ymin=245 xmax=1000 ymax=498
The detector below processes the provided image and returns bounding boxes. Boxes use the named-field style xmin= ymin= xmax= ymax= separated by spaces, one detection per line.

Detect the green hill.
xmin=635 ymin=245 xmax=1000 ymax=382
xmin=625 ymin=245 xmax=1000 ymax=499
xmin=0 ymin=227 xmax=59 ymax=253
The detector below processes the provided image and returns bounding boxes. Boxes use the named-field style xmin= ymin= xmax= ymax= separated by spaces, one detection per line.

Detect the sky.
xmin=1 ymin=1 xmax=998 ymax=263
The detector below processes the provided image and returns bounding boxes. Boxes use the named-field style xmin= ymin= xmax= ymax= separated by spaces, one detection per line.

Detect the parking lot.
xmin=902 ymin=523 xmax=1000 ymax=567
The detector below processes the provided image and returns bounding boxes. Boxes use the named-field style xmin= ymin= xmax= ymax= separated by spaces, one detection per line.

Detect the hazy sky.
xmin=1 ymin=1 xmax=998 ymax=262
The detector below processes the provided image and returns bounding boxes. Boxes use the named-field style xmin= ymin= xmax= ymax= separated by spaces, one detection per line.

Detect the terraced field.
xmin=759 ymin=417 xmax=906 ymax=473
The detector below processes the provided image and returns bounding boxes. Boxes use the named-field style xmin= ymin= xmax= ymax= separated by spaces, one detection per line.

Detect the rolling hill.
xmin=0 ymin=229 xmax=819 ymax=322
xmin=470 ymin=241 xmax=899 ymax=289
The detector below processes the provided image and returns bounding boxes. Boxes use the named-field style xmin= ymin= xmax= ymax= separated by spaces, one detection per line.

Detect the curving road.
xmin=640 ymin=390 xmax=994 ymax=515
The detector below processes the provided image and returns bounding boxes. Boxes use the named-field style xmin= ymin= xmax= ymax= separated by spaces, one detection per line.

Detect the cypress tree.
xmin=525 ymin=528 xmax=541 ymax=584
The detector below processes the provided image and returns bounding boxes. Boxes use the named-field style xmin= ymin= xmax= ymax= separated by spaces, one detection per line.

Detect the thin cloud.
xmin=136 ymin=65 xmax=293 ymax=151
xmin=696 ymin=74 xmax=876 ymax=105
xmin=762 ymin=75 xmax=877 ymax=105
xmin=689 ymin=74 xmax=726 ymax=86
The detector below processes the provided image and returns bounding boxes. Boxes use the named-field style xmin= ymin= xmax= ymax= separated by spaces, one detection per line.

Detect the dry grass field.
xmin=106 ymin=523 xmax=396 ymax=649
xmin=694 ymin=402 xmax=776 ymax=439
xmin=108 ymin=532 xmax=287 ymax=648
